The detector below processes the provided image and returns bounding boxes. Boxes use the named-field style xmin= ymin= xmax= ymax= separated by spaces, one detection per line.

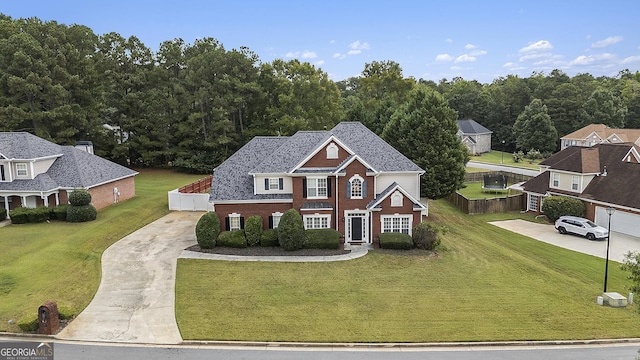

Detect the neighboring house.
xmin=456 ymin=119 xmax=493 ymax=155
xmin=521 ymin=143 xmax=640 ymax=238
xmin=0 ymin=132 xmax=138 ymax=217
xmin=209 ymin=122 xmax=428 ymax=246
xmin=560 ymin=123 xmax=640 ymax=150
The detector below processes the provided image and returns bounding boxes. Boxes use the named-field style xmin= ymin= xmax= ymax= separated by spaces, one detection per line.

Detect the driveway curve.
xmin=57 ymin=211 xmax=203 ymax=344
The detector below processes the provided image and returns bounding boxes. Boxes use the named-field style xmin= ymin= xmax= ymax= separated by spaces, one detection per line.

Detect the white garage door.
xmin=595 ymin=206 xmax=640 ymax=238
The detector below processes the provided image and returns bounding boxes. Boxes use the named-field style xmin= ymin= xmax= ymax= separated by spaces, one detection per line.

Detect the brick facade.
xmin=88 ymin=176 xmax=136 ymax=210
xmin=214 ymin=203 xmax=293 ymax=231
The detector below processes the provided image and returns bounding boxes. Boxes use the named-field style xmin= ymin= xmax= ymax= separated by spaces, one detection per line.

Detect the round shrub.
xmin=244 ymin=215 xmax=263 ymax=247
xmin=277 ymin=209 xmax=305 ymax=251
xmin=69 ymin=190 xmax=92 ymax=206
xmin=195 ymin=212 xmax=220 ymax=249
xmin=412 ymin=222 xmax=445 ymax=250
xmin=260 ymin=229 xmax=279 ymax=247
xmin=67 ymin=204 xmax=97 ymax=222
xmin=541 ymin=196 xmax=586 ymax=222
xmin=218 ymin=230 xmax=248 ymax=248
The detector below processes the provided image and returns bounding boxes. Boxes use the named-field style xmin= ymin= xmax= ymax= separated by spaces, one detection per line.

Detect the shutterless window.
xmin=528 ymin=195 xmax=538 ymax=211
xmin=304 ymin=215 xmax=330 ymax=229
xmin=16 ymin=163 xmax=27 ymax=177
xmin=571 ymin=176 xmax=579 ymax=191
xmin=552 ymin=173 xmax=559 ymax=187
xmin=381 ymin=216 xmax=411 ymax=234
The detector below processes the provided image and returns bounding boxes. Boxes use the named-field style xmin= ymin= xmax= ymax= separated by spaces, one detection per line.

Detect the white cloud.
xmin=349 ymin=40 xmax=370 ymax=50
xmin=568 ymin=53 xmax=616 ymax=66
xmin=347 ymin=49 xmax=362 ymax=55
xmin=301 ymin=51 xmax=317 ymax=59
xmin=435 ymin=53 xmax=453 ymax=62
xmin=470 ymin=50 xmax=487 ymax=56
xmin=503 ymin=62 xmax=515 ymax=67
xmin=622 ymin=55 xmax=640 ymax=64
xmin=285 ymin=52 xmax=298 ymax=58
xmin=591 ymin=36 xmax=623 ymax=48
xmin=519 ymin=40 xmax=553 ymax=53
xmin=454 ymin=54 xmax=477 ymax=63
xmin=519 ymin=52 xmax=551 ymax=62
xmin=316 ymin=60 xmax=325 ymax=66
xmin=464 ymin=43 xmax=477 ymax=50
xmin=445 ymin=38 xmax=453 ymax=43
xmin=333 ymin=52 xmax=346 ymax=59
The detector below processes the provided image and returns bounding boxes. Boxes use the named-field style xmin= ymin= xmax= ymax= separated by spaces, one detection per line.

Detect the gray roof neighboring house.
xmin=210 ymin=122 xmax=424 ymax=202
xmin=0 ymin=132 xmax=137 ymax=193
xmin=457 ymin=119 xmax=492 ymax=135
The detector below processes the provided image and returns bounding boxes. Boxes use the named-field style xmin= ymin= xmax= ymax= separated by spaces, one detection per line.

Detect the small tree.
xmin=195 ymin=212 xmax=220 ymax=249
xmin=412 ymin=222 xmax=446 ymax=250
xmin=244 ymin=215 xmax=263 ymax=247
xmin=621 ymin=251 xmax=640 ymax=313
xmin=277 ymin=209 xmax=305 ymax=251
xmin=67 ymin=190 xmax=97 ymax=222
xmin=541 ymin=196 xmax=586 ymax=222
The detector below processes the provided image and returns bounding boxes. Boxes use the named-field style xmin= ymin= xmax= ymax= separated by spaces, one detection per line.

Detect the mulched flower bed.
xmin=185 ymin=244 xmax=350 ymax=256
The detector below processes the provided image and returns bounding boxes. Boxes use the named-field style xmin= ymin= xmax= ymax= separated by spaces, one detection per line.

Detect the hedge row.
xmin=9 ymin=205 xmax=69 ymax=224
xmin=303 ymin=228 xmax=341 ymax=249
xmin=379 ymin=232 xmax=414 ymax=249
xmin=0 ymin=207 xmax=6 ymax=220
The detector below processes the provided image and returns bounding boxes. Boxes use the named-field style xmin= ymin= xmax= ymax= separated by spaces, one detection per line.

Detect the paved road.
xmin=490 ymin=219 xmax=640 ymax=263
xmin=57 ymin=211 xmax=203 ymax=344
xmin=467 ymin=161 xmax=540 ymax=177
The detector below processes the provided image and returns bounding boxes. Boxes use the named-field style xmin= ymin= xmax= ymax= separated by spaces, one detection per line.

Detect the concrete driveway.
xmin=57 ymin=211 xmax=202 ymax=344
xmin=490 ymin=219 xmax=640 ymax=263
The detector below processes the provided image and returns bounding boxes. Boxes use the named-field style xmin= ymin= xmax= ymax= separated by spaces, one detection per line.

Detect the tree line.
xmin=2 ymin=15 xmax=640 ymax=175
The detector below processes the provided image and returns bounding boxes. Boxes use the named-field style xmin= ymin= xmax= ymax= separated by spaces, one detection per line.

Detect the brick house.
xmin=521 ymin=143 xmax=640 ymax=238
xmin=209 ymin=122 xmax=428 ymax=245
xmin=0 ymin=132 xmax=138 ymax=217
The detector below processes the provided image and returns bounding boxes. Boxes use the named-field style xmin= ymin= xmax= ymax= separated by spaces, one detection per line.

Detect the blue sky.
xmin=2 ymin=0 xmax=640 ymax=83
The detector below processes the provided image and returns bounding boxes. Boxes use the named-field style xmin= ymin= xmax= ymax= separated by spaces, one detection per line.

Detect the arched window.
xmin=326 ymin=143 xmax=339 ymax=159
xmin=347 ymin=175 xmax=366 ymax=199
xmin=351 ymin=178 xmax=362 ymax=198
xmin=391 ymin=191 xmax=403 ymax=207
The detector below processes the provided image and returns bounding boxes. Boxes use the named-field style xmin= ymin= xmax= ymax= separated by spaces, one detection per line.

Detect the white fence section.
xmin=168 ymin=189 xmax=214 ymax=211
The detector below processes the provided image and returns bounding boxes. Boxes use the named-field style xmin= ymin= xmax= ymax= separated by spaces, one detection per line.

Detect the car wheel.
xmin=558 ymin=226 xmax=567 ymax=234
xmin=586 ymin=233 xmax=596 ymax=241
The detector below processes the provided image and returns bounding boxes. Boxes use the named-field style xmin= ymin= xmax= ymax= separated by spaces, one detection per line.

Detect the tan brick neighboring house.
xmin=209 ymin=122 xmax=428 ymax=246
xmin=521 ymin=143 xmax=640 ymax=238
xmin=560 ymin=123 xmax=640 ymax=150
xmin=0 ymin=132 xmax=138 ymax=217
xmin=456 ymin=119 xmax=493 ymax=155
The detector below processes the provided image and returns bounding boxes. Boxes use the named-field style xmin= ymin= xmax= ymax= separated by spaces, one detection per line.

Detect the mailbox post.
xmin=38 ymin=301 xmax=60 ymax=335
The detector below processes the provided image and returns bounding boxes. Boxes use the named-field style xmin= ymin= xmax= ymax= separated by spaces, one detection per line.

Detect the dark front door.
xmin=351 ymin=217 xmax=363 ymax=241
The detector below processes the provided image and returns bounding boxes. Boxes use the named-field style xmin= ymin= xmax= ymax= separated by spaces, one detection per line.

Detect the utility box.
xmin=603 ymin=292 xmax=628 ymax=308
xmin=38 ymin=301 xmax=60 ymax=335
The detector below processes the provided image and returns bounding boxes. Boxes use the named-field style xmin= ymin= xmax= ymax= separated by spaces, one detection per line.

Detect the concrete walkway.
xmin=490 ymin=219 xmax=640 ymax=263
xmin=57 ymin=211 xmax=204 ymax=344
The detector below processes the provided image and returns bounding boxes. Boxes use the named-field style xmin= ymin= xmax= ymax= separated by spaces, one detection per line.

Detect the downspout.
xmin=335 ymin=174 xmax=339 ymax=232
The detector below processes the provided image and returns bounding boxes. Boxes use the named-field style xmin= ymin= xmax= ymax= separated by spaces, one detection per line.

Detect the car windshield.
xmin=586 ymin=220 xmax=598 ymax=227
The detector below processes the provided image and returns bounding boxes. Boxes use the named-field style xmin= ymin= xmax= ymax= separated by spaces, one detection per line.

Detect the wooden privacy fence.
xmin=465 ymin=171 xmax=533 ymax=183
xmin=447 ymin=192 xmax=525 ymax=215
xmin=178 ymin=175 xmax=213 ymax=194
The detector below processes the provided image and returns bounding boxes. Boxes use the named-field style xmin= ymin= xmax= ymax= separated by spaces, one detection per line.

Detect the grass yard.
xmin=457 ymin=182 xmax=511 ymax=199
xmin=176 ymin=199 xmax=640 ymax=342
xmin=0 ymin=169 xmax=204 ymax=332
xmin=471 ymin=150 xmax=541 ymax=169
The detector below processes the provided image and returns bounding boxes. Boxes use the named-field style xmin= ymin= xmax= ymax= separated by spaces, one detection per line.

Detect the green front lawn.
xmin=457 ymin=182 xmax=511 ymax=199
xmin=176 ymin=200 xmax=639 ymax=342
xmin=0 ymin=169 xmax=203 ymax=332
xmin=471 ymin=150 xmax=542 ymax=169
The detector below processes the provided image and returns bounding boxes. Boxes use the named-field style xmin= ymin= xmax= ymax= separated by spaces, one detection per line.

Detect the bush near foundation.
xmin=379 ymin=232 xmax=413 ymax=250
xmin=304 ymin=229 xmax=341 ymax=249
xmin=541 ymin=196 xmax=586 ymax=222
xmin=52 ymin=205 xmax=69 ymax=221
xmin=9 ymin=207 xmax=51 ymax=224
xmin=277 ymin=209 xmax=305 ymax=251
xmin=260 ymin=229 xmax=279 ymax=247
xmin=0 ymin=207 xmax=6 ymax=219
xmin=67 ymin=190 xmax=97 ymax=222
xmin=217 ymin=230 xmax=247 ymax=248
xmin=412 ymin=222 xmax=445 ymax=250
xmin=244 ymin=215 xmax=263 ymax=247
xmin=195 ymin=212 xmax=220 ymax=249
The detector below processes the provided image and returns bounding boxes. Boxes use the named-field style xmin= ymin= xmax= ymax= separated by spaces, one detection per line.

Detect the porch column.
xmin=55 ymin=193 xmax=60 ymax=206
xmin=3 ymin=196 xmax=8 ymax=219
xmin=22 ymin=196 xmax=27 ymax=207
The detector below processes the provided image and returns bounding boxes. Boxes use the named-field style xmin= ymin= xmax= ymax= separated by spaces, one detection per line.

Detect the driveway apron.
xmin=57 ymin=211 xmax=202 ymax=344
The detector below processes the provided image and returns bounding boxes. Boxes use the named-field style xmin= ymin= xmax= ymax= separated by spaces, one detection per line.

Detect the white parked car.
xmin=554 ymin=216 xmax=608 ymax=240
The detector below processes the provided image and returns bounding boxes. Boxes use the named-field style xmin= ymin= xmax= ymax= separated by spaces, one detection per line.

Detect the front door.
xmin=346 ymin=212 xmax=368 ymax=243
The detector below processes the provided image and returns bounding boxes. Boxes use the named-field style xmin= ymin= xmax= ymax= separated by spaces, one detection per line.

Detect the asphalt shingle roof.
xmin=0 ymin=132 xmax=137 ymax=193
xmin=457 ymin=119 xmax=492 ymax=135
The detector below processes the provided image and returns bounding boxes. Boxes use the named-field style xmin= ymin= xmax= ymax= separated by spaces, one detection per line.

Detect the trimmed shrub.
xmin=277 ymin=209 xmax=306 ymax=251
xmin=69 ymin=190 xmax=92 ymax=206
xmin=304 ymin=228 xmax=341 ymax=249
xmin=26 ymin=206 xmax=50 ymax=223
xmin=0 ymin=207 xmax=6 ymax=219
xmin=541 ymin=196 xmax=586 ymax=222
xmin=67 ymin=204 xmax=97 ymax=222
xmin=260 ymin=229 xmax=279 ymax=247
xmin=218 ymin=230 xmax=247 ymax=248
xmin=244 ymin=215 xmax=263 ymax=247
xmin=9 ymin=207 xmax=30 ymax=224
xmin=52 ymin=205 xmax=69 ymax=221
xmin=379 ymin=232 xmax=413 ymax=250
xmin=412 ymin=222 xmax=445 ymax=250
xmin=195 ymin=212 xmax=220 ymax=249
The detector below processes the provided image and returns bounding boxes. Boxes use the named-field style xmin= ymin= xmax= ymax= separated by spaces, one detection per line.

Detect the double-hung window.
xmin=229 ymin=213 xmax=241 ymax=230
xmin=269 ymin=178 xmax=280 ymax=190
xmin=304 ymin=214 xmax=331 ymax=229
xmin=552 ymin=173 xmax=559 ymax=187
xmin=16 ymin=163 xmax=27 ymax=177
xmin=571 ymin=176 xmax=579 ymax=191
xmin=307 ymin=177 xmax=327 ymax=198
xmin=381 ymin=215 xmax=412 ymax=235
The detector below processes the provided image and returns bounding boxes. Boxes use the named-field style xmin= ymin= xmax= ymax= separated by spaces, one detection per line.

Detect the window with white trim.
xmin=571 ymin=176 xmax=579 ymax=191
xmin=269 ymin=178 xmax=280 ymax=190
xmin=16 ymin=163 xmax=27 ymax=177
xmin=303 ymin=214 xmax=331 ymax=229
xmin=307 ymin=177 xmax=327 ymax=198
xmin=391 ymin=191 xmax=403 ymax=207
xmin=350 ymin=178 xmax=362 ymax=198
xmin=528 ymin=195 xmax=539 ymax=211
xmin=229 ymin=213 xmax=241 ymax=231
xmin=326 ymin=143 xmax=339 ymax=159
xmin=272 ymin=212 xmax=283 ymax=229
xmin=381 ymin=215 xmax=412 ymax=235
xmin=552 ymin=173 xmax=559 ymax=187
